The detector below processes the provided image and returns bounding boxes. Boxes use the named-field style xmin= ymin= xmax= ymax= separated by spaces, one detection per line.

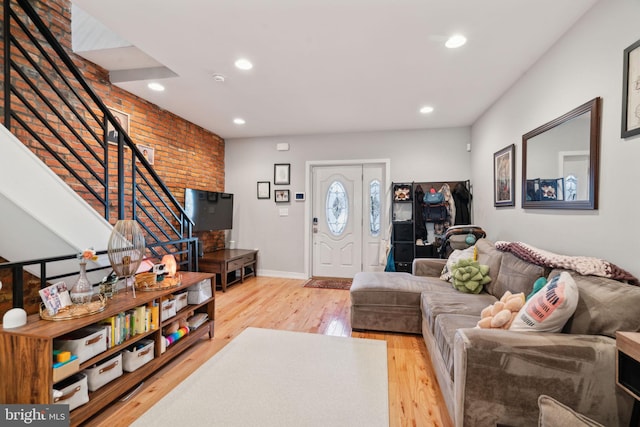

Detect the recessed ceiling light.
xmin=420 ymin=106 xmax=434 ymax=114
xmin=212 ymin=73 xmax=226 ymax=82
xmin=147 ymin=82 xmax=165 ymax=91
xmin=234 ymin=58 xmax=253 ymax=70
xmin=233 ymin=118 xmax=246 ymax=125
xmin=445 ymin=34 xmax=467 ymax=49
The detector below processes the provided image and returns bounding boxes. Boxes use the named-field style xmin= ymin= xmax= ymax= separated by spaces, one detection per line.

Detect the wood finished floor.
xmin=85 ymin=276 xmax=453 ymax=427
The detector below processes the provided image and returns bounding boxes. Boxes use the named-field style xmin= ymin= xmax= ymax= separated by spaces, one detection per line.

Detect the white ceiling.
xmin=70 ymin=0 xmax=598 ymax=140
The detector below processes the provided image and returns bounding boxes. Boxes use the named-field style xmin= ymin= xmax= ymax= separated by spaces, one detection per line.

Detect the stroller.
xmin=438 ymin=225 xmax=486 ymax=258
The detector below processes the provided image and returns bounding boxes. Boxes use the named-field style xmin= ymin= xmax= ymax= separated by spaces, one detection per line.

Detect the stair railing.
xmin=1 ymin=0 xmax=198 ymax=308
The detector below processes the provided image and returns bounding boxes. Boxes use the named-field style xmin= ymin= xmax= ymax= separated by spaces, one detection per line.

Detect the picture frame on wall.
xmin=107 ymin=107 xmax=130 ymax=143
xmin=136 ymin=144 xmax=155 ymax=165
xmin=493 ymin=144 xmax=515 ymax=207
xmin=274 ymin=163 xmax=291 ymax=185
xmin=622 ymin=38 xmax=640 ymax=138
xmin=275 ymin=189 xmax=290 ymax=203
xmin=257 ymin=181 xmax=270 ymax=199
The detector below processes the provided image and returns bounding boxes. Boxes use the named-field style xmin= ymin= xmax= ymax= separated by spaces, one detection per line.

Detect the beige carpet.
xmin=132 ymin=327 xmax=389 ymax=427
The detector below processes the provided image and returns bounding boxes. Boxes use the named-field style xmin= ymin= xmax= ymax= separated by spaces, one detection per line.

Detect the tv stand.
xmin=199 ymin=249 xmax=258 ymax=292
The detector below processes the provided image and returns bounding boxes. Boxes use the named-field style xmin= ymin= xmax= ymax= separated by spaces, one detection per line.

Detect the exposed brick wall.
xmin=0 ymin=257 xmax=41 ymax=316
xmin=5 ymin=0 xmax=226 ymax=251
xmin=0 ymin=0 xmax=225 ymax=313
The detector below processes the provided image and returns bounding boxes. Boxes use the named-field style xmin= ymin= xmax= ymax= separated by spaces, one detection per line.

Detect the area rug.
xmin=302 ymin=277 xmax=352 ymax=290
xmin=132 ymin=327 xmax=388 ymax=427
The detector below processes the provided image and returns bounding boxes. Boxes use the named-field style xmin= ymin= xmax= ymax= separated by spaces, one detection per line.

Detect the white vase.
xmin=70 ymin=261 xmax=92 ymax=304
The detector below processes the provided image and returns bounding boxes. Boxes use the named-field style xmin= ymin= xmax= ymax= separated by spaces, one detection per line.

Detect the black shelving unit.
xmin=391 ymin=180 xmax=472 ymax=272
xmin=391 ymin=182 xmax=415 ymax=272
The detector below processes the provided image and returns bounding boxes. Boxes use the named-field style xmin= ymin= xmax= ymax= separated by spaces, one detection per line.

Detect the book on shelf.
xmin=134 ymin=305 xmax=146 ymax=335
xmin=39 ymin=281 xmax=72 ymax=316
xmin=99 ymin=303 xmax=157 ymax=349
xmin=187 ymin=313 xmax=209 ymax=330
xmin=148 ymin=302 xmax=159 ymax=330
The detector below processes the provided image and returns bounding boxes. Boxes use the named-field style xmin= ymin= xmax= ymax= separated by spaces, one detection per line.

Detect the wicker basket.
xmin=135 ymin=272 xmax=157 ymax=289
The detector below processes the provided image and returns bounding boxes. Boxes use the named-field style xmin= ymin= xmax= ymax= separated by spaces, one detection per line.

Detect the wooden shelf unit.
xmin=0 ymin=271 xmax=215 ymax=426
xmin=198 ymin=249 xmax=257 ymax=292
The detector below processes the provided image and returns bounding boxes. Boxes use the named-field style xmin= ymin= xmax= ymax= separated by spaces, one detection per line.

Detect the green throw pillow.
xmin=450 ymin=258 xmax=491 ymax=294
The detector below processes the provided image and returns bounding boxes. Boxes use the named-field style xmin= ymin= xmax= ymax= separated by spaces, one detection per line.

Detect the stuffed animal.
xmin=477 ymin=291 xmax=526 ymax=329
xmin=450 ymin=258 xmax=491 ymax=294
xmin=527 ymin=277 xmax=547 ymax=300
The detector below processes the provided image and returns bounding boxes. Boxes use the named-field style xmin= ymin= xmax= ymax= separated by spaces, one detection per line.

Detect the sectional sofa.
xmin=350 ymin=239 xmax=639 ymax=426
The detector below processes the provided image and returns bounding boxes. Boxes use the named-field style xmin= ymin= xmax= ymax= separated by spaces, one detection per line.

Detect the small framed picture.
xmin=107 ymin=107 xmax=130 ymax=143
xmin=275 ymin=189 xmax=290 ymax=203
xmin=540 ymin=179 xmax=558 ymax=200
xmin=257 ymin=181 xmax=270 ymax=199
xmin=621 ymin=38 xmax=640 ymax=138
xmin=493 ymin=144 xmax=515 ymax=207
xmin=526 ymin=178 xmax=541 ymax=201
xmin=274 ymin=163 xmax=291 ymax=185
xmin=555 ymin=178 xmax=564 ymax=201
xmin=137 ymin=144 xmax=155 ymax=165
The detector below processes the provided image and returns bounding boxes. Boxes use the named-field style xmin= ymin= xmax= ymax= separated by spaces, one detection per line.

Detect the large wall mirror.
xmin=522 ymin=97 xmax=601 ymax=210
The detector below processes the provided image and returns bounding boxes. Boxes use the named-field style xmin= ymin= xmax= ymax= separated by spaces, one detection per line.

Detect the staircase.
xmin=0 ymin=123 xmax=113 ymax=278
xmin=0 ymin=0 xmax=196 ymax=314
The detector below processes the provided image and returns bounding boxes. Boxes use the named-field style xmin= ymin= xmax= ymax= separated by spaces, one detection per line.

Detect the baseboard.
xmin=257 ymin=269 xmax=307 ymax=280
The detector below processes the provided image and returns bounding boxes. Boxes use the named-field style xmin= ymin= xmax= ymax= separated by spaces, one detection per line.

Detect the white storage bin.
xmin=161 ymin=298 xmax=177 ymax=320
xmin=53 ymin=373 xmax=89 ymax=411
xmin=123 ymin=339 xmax=155 ymax=372
xmin=54 ymin=326 xmax=107 ymax=364
xmin=83 ymin=352 xmax=123 ymax=391
xmin=174 ymin=292 xmax=188 ymax=312
xmin=187 ymin=279 xmax=212 ymax=304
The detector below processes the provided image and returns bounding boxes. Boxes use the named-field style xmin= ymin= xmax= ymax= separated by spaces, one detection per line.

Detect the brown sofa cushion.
xmin=491 ymin=252 xmax=547 ymax=299
xmin=475 ymin=239 xmax=503 ymax=295
xmin=553 ymin=269 xmax=640 ymax=338
xmin=351 ymin=272 xmax=453 ymax=307
xmin=538 ymin=395 xmax=605 ymax=427
xmin=433 ymin=314 xmax=478 ymax=381
xmin=421 ymin=290 xmax=497 ymax=334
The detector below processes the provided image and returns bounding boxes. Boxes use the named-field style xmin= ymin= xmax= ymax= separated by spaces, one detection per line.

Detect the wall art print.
xmin=494 ymin=144 xmax=515 ymax=207
xmin=622 ymin=38 xmax=640 ymax=138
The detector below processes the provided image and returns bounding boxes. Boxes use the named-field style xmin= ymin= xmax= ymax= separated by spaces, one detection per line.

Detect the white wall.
xmin=225 ymin=127 xmax=471 ymax=277
xmin=472 ymin=0 xmax=640 ymax=277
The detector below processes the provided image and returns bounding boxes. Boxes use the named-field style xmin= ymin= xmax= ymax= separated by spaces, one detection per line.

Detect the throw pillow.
xmin=450 ymin=258 xmax=491 ymax=294
xmin=440 ymin=246 xmax=475 ymax=282
xmin=510 ymin=271 xmax=578 ymax=333
xmin=538 ymin=395 xmax=604 ymax=427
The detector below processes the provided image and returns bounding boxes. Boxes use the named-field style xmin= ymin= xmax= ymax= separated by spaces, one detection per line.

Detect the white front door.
xmin=312 ymin=165 xmax=363 ymax=278
xmin=310 ymin=163 xmax=386 ymax=278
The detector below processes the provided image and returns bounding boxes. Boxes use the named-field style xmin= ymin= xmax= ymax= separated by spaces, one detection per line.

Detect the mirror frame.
xmin=521 ymin=97 xmax=601 ymax=210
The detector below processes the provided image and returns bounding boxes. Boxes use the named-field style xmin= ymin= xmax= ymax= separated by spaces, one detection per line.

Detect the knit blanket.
xmin=495 ymin=241 xmax=639 ymax=285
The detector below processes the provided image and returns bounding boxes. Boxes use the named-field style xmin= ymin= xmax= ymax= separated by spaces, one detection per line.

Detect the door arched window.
xmin=369 ymin=180 xmax=381 ymax=236
xmin=326 ymin=180 xmax=348 ymax=236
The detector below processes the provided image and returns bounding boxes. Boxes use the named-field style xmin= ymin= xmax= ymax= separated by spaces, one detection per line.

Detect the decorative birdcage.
xmin=107 ymin=220 xmax=145 ymax=298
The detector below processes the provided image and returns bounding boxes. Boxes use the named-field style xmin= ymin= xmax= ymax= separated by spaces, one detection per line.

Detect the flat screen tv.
xmin=184 ymin=188 xmax=233 ymax=232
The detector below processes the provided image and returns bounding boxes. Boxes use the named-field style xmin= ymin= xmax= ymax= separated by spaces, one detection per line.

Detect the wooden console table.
xmin=199 ymin=249 xmax=258 ymax=292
